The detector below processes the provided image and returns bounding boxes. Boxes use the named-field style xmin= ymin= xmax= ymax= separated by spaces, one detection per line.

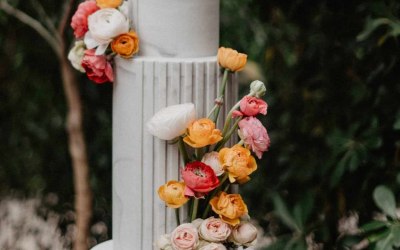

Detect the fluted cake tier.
xmin=112 ymin=56 xmax=238 ymax=250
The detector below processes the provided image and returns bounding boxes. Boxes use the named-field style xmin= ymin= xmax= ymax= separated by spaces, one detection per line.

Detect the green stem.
xmin=202 ymin=174 xmax=229 ymax=218
xmin=175 ymin=208 xmax=180 ymax=225
xmin=212 ymin=69 xmax=230 ymax=123
xmin=215 ymin=118 xmax=242 ymax=151
xmin=191 ymin=198 xmax=199 ymax=222
xmin=178 ymin=137 xmax=190 ymax=164
xmin=221 ymin=100 xmax=241 ymax=137
xmin=223 ymin=184 xmax=231 ymax=193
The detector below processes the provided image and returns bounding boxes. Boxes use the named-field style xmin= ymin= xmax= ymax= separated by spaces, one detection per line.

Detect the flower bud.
xmin=249 ymin=80 xmax=266 ymax=98
xmin=230 ymin=222 xmax=258 ymax=247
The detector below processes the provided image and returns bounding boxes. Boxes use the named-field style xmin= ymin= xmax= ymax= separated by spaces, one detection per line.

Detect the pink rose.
xmin=233 ymin=96 xmax=267 ymax=117
xmin=238 ymin=117 xmax=270 ymax=159
xmin=71 ymin=0 xmax=99 ymax=39
xmin=199 ymin=217 xmax=231 ymax=242
xmin=81 ymin=49 xmax=113 ymax=84
xmin=171 ymin=223 xmax=199 ymax=250
xmin=181 ymin=162 xmax=219 ymax=198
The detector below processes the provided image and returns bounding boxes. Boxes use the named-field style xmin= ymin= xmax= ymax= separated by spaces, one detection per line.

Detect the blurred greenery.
xmin=1 ymin=0 xmax=400 ymax=248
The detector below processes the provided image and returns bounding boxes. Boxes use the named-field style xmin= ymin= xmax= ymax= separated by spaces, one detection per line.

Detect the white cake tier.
xmin=112 ymin=56 xmax=237 ymax=250
xmin=130 ymin=0 xmax=220 ymax=57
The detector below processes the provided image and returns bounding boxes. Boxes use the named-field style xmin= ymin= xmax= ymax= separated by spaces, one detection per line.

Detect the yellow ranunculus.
xmin=217 ymin=47 xmax=247 ymax=72
xmin=209 ymin=192 xmax=248 ymax=226
xmin=183 ymin=118 xmax=223 ymax=148
xmin=111 ymin=31 xmax=140 ymax=58
xmin=158 ymin=181 xmax=189 ymax=208
xmin=219 ymin=145 xmax=257 ymax=184
xmin=96 ymin=0 xmax=123 ymax=8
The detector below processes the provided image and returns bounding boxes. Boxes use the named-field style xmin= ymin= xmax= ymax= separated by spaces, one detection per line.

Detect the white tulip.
xmin=249 ymin=80 xmax=266 ymax=98
xmin=229 ymin=222 xmax=258 ymax=247
xmin=84 ymin=8 xmax=129 ymax=55
xmin=68 ymin=40 xmax=86 ymax=73
xmin=201 ymin=152 xmax=224 ymax=177
xmin=146 ymin=103 xmax=196 ymax=141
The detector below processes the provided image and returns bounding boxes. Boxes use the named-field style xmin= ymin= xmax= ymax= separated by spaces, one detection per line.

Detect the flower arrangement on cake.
xmin=68 ymin=0 xmax=138 ymax=83
xmin=146 ymin=47 xmax=271 ymax=250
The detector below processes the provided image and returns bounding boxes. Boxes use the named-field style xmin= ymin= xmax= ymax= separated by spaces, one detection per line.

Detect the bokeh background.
xmin=1 ymin=0 xmax=400 ymax=249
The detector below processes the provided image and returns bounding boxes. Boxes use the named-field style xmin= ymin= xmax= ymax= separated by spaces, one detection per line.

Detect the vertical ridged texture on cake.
xmin=129 ymin=0 xmax=220 ymax=57
xmin=113 ymin=57 xmax=238 ymax=250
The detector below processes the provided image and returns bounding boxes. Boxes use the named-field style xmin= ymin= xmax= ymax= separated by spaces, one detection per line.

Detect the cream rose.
xmin=201 ymin=152 xmax=224 ymax=177
xmin=229 ymin=222 xmax=258 ymax=247
xmin=199 ymin=243 xmax=227 ymax=250
xmin=84 ymin=8 xmax=129 ymax=55
xmin=191 ymin=218 xmax=204 ymax=230
xmin=199 ymin=217 xmax=231 ymax=242
xmin=156 ymin=234 xmax=173 ymax=250
xmin=146 ymin=103 xmax=196 ymax=141
xmin=170 ymin=223 xmax=199 ymax=250
xmin=68 ymin=40 xmax=86 ymax=73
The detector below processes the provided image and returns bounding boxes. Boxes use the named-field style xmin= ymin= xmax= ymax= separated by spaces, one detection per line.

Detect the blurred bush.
xmin=1 ymin=0 xmax=400 ymax=248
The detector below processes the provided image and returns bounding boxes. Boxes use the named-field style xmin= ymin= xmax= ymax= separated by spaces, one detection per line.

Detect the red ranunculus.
xmin=71 ymin=0 xmax=99 ymax=39
xmin=232 ymin=96 xmax=268 ymax=118
xmin=81 ymin=49 xmax=113 ymax=84
xmin=181 ymin=161 xmax=219 ymax=198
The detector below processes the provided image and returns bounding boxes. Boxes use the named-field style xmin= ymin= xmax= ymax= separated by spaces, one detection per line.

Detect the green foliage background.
xmin=1 ymin=0 xmax=400 ymax=248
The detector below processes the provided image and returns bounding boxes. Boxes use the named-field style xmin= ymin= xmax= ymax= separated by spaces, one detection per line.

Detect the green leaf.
xmin=357 ymin=18 xmax=391 ymax=42
xmin=392 ymin=225 xmax=400 ymax=247
xmin=360 ymin=221 xmax=388 ymax=233
xmin=394 ymin=118 xmax=400 ymax=130
xmin=272 ymin=194 xmax=301 ymax=232
xmin=373 ymin=186 xmax=397 ymax=219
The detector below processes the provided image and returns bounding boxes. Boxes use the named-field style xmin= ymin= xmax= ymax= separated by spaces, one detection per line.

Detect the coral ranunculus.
xmin=219 ymin=145 xmax=257 ymax=184
xmin=81 ymin=49 xmax=113 ymax=84
xmin=96 ymin=0 xmax=123 ymax=8
xmin=232 ymin=96 xmax=268 ymax=118
xmin=209 ymin=192 xmax=248 ymax=226
xmin=111 ymin=31 xmax=139 ymax=58
xmin=183 ymin=118 xmax=223 ymax=148
xmin=158 ymin=181 xmax=189 ymax=208
xmin=70 ymin=0 xmax=99 ymax=38
xmin=217 ymin=47 xmax=247 ymax=72
xmin=238 ymin=117 xmax=270 ymax=159
xmin=181 ymin=162 xmax=219 ymax=198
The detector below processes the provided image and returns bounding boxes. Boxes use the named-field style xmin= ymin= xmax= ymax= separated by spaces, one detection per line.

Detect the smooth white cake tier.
xmin=130 ymin=0 xmax=219 ymax=58
xmin=112 ymin=56 xmax=237 ymax=250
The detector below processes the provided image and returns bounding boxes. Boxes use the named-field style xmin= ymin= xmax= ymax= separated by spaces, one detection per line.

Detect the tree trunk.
xmin=60 ymin=56 xmax=92 ymax=250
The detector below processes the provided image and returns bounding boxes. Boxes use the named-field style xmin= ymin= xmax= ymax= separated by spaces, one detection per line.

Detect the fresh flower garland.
xmin=68 ymin=0 xmax=139 ymax=84
xmin=147 ymin=47 xmax=271 ymax=250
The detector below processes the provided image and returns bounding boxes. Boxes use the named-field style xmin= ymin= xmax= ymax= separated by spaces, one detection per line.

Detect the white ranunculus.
xmin=199 ymin=217 xmax=231 ymax=242
xmin=156 ymin=234 xmax=172 ymax=250
xmin=229 ymin=222 xmax=258 ymax=247
xmin=118 ymin=1 xmax=130 ymax=18
xmin=84 ymin=8 xmax=129 ymax=55
xmin=146 ymin=103 xmax=196 ymax=141
xmin=68 ymin=40 xmax=86 ymax=73
xmin=201 ymin=152 xmax=224 ymax=176
xmin=199 ymin=242 xmax=227 ymax=250
xmin=249 ymin=80 xmax=266 ymax=98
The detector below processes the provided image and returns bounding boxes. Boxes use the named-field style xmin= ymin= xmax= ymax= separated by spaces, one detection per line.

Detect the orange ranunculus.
xmin=158 ymin=181 xmax=189 ymax=208
xmin=111 ymin=31 xmax=139 ymax=58
xmin=219 ymin=145 xmax=257 ymax=184
xmin=96 ymin=0 xmax=123 ymax=8
xmin=217 ymin=47 xmax=247 ymax=72
xmin=209 ymin=192 xmax=248 ymax=226
xmin=183 ymin=118 xmax=223 ymax=148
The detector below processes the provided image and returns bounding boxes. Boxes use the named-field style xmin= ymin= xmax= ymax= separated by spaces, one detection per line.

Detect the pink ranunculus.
xmin=232 ymin=96 xmax=268 ymax=118
xmin=171 ymin=223 xmax=199 ymax=250
xmin=70 ymin=0 xmax=99 ymax=39
xmin=181 ymin=162 xmax=219 ymax=198
xmin=81 ymin=49 xmax=113 ymax=84
xmin=199 ymin=217 xmax=231 ymax=242
xmin=238 ymin=117 xmax=270 ymax=159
